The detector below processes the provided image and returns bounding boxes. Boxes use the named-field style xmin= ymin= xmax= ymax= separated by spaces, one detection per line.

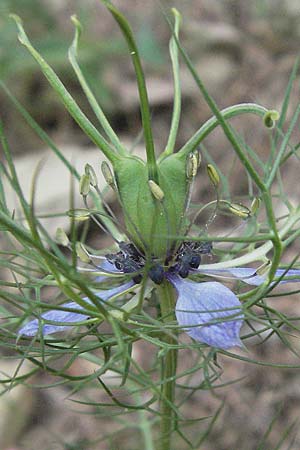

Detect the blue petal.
xmin=195 ymin=267 xmax=300 ymax=286
xmin=229 ymin=267 xmax=300 ymax=286
xmin=19 ymin=281 xmax=134 ymax=337
xmin=167 ymin=274 xmax=243 ymax=349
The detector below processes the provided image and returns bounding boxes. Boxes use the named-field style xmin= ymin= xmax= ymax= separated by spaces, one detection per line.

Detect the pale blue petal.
xmin=19 ymin=281 xmax=134 ymax=337
xmin=195 ymin=267 xmax=300 ymax=286
xmin=87 ymin=259 xmax=123 ymax=282
xmin=167 ymin=274 xmax=243 ymax=349
xmin=229 ymin=268 xmax=300 ymax=286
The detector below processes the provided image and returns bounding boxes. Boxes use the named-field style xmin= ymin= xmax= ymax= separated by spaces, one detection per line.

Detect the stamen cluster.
xmin=105 ymin=240 xmax=213 ymax=285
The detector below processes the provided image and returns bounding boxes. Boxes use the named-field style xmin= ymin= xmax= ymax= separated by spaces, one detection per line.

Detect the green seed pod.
xmin=148 ymin=180 xmax=164 ymax=201
xmin=207 ymin=164 xmax=220 ymax=187
xmin=55 ymin=227 xmax=69 ymax=247
xmin=79 ymin=173 xmax=91 ymax=197
xmin=85 ymin=163 xmax=98 ymax=187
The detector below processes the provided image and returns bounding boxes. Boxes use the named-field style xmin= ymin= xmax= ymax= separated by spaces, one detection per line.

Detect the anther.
xmin=55 ymin=227 xmax=69 ymax=247
xmin=68 ymin=208 xmax=90 ymax=222
xmin=250 ymin=197 xmax=261 ymax=215
xmin=85 ymin=163 xmax=98 ymax=187
xmin=186 ymin=152 xmax=198 ymax=179
xmin=148 ymin=180 xmax=164 ymax=201
xmin=75 ymin=242 xmax=91 ymax=263
xmin=228 ymin=203 xmax=251 ymax=219
xmin=207 ymin=164 xmax=220 ymax=187
xmin=79 ymin=173 xmax=91 ymax=197
xmin=101 ymin=161 xmax=115 ymax=189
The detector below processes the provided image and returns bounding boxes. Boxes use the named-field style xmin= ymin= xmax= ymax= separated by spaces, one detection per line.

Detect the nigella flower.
xmin=19 ymin=240 xmax=300 ymax=350
xmin=13 ymin=10 xmax=298 ymax=351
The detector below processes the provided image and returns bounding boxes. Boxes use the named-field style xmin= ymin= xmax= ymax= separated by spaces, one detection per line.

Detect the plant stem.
xmin=157 ymin=281 xmax=177 ymax=450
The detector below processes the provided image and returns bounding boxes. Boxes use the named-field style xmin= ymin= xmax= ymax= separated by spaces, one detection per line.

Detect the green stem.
xmin=157 ymin=281 xmax=177 ymax=450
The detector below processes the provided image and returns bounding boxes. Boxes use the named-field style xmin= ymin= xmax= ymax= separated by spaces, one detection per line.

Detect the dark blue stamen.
xmin=106 ymin=240 xmax=212 ymax=284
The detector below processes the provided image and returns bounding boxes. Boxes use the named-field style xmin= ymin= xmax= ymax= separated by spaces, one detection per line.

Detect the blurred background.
xmin=1 ymin=0 xmax=300 ymax=449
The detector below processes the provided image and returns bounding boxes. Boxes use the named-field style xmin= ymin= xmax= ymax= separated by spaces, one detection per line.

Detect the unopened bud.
xmin=207 ymin=164 xmax=220 ymax=187
xmin=250 ymin=197 xmax=261 ymax=215
xmin=75 ymin=242 xmax=91 ymax=263
xmin=228 ymin=203 xmax=251 ymax=219
xmin=263 ymin=110 xmax=280 ymax=129
xmin=148 ymin=180 xmax=164 ymax=201
xmin=101 ymin=161 xmax=115 ymax=188
xmin=79 ymin=173 xmax=91 ymax=197
xmin=186 ymin=152 xmax=198 ymax=179
xmin=85 ymin=163 xmax=98 ymax=187
xmin=55 ymin=227 xmax=69 ymax=246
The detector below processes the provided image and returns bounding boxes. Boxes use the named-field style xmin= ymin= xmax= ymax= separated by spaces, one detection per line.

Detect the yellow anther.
xmin=148 ymin=180 xmax=165 ymax=201
xmin=228 ymin=203 xmax=251 ymax=219
xmin=68 ymin=208 xmax=90 ymax=222
xmin=75 ymin=242 xmax=91 ymax=263
xmin=207 ymin=164 xmax=220 ymax=187
xmin=85 ymin=163 xmax=98 ymax=187
xmin=55 ymin=227 xmax=69 ymax=247
xmin=79 ymin=173 xmax=91 ymax=196
xmin=186 ymin=152 xmax=198 ymax=179
xmin=101 ymin=161 xmax=115 ymax=188
xmin=250 ymin=197 xmax=260 ymax=215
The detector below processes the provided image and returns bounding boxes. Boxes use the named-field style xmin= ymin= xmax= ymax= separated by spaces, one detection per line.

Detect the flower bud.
xmin=75 ymin=241 xmax=91 ymax=263
xmin=148 ymin=180 xmax=164 ymax=201
xmin=85 ymin=163 xmax=98 ymax=187
xmin=79 ymin=173 xmax=91 ymax=197
xmin=207 ymin=164 xmax=220 ymax=187
xmin=55 ymin=227 xmax=69 ymax=246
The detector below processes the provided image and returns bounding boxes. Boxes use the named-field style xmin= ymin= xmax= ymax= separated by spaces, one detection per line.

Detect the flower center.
xmin=105 ymin=240 xmax=213 ymax=285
